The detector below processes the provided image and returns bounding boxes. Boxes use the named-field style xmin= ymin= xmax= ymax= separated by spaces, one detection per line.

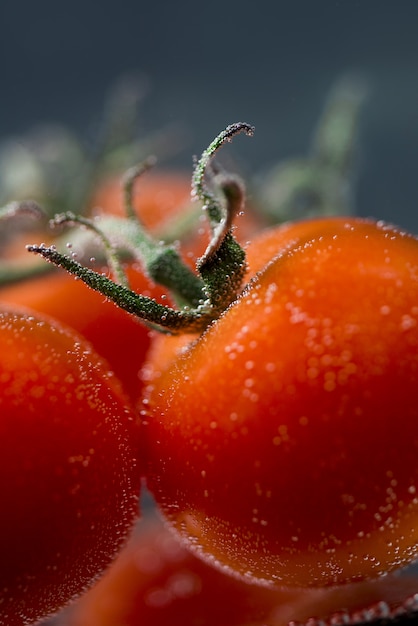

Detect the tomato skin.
xmin=63 ymin=515 xmax=299 ymax=626
xmin=63 ymin=514 xmax=418 ymax=626
xmin=0 ymin=266 xmax=168 ymax=403
xmin=0 ymin=308 xmax=141 ymax=626
xmin=144 ymin=217 xmax=418 ymax=589
xmin=90 ymin=171 xmax=193 ymax=227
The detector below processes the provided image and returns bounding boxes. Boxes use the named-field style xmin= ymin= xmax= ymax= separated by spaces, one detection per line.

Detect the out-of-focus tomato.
xmin=0 ymin=265 xmax=167 ymax=402
xmin=90 ymin=171 xmax=193 ymax=228
xmin=0 ymin=306 xmax=141 ymax=626
xmin=63 ymin=514 xmax=418 ymax=626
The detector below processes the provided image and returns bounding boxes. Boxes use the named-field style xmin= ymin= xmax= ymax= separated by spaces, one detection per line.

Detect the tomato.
xmin=61 ymin=513 xmax=418 ymax=626
xmin=90 ymin=171 xmax=193 ymax=229
xmin=0 ymin=307 xmax=141 ymax=626
xmin=243 ymin=217 xmax=350 ymax=278
xmin=62 ymin=514 xmax=297 ymax=626
xmin=143 ymin=217 xmax=418 ymax=589
xmin=0 ymin=265 xmax=168 ymax=402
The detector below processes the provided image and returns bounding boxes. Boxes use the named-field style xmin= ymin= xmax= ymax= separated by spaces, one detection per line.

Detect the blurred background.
xmin=1 ymin=0 xmax=418 ymax=228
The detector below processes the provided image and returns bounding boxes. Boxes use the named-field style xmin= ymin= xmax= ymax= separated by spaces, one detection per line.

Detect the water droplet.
xmin=401 ymin=314 xmax=416 ymax=331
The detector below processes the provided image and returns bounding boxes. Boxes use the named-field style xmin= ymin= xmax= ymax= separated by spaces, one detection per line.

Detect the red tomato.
xmin=63 ymin=515 xmax=418 ymax=626
xmin=62 ymin=514 xmax=298 ymax=626
xmin=0 ymin=265 xmax=168 ymax=402
xmin=243 ymin=217 xmax=350 ymax=278
xmin=90 ymin=171 xmax=193 ymax=228
xmin=0 ymin=307 xmax=141 ymax=626
xmin=143 ymin=217 xmax=418 ymax=589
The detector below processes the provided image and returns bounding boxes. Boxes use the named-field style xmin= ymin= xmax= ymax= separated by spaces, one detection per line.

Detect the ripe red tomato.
xmin=63 ymin=515 xmax=418 ymax=626
xmin=0 ymin=265 xmax=168 ymax=402
xmin=0 ymin=307 xmax=141 ymax=626
xmin=143 ymin=217 xmax=418 ymax=589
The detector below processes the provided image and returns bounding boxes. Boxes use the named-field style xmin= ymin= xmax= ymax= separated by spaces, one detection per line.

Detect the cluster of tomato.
xmin=1 ymin=122 xmax=418 ymax=626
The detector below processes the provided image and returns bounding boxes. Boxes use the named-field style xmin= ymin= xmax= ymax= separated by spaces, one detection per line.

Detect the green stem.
xmin=27 ymin=123 xmax=254 ymax=335
xmin=0 ymin=200 xmax=45 ymax=221
xmin=122 ymin=157 xmax=157 ymax=220
xmin=94 ymin=215 xmax=206 ymax=308
xmin=51 ymin=212 xmax=129 ymax=287
xmin=192 ymin=123 xmax=253 ymax=309
xmin=26 ymin=244 xmax=211 ymax=334
xmin=117 ymin=157 xmax=206 ymax=307
xmin=192 ymin=122 xmax=254 ymax=229
xmin=197 ymin=173 xmax=245 ymax=267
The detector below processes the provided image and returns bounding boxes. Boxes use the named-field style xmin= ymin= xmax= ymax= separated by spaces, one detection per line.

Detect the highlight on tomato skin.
xmin=143 ymin=217 xmax=418 ymax=590
xmin=0 ymin=307 xmax=142 ymax=626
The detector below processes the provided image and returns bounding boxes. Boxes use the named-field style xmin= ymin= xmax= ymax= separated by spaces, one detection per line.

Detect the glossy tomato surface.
xmin=144 ymin=217 xmax=418 ymax=589
xmin=0 ymin=308 xmax=141 ymax=626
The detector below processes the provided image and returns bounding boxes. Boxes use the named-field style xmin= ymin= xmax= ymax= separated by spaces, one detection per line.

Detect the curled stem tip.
xmin=191 ymin=122 xmax=254 ymax=206
xmin=50 ymin=211 xmax=128 ymax=286
xmin=198 ymin=174 xmax=245 ymax=266
xmin=191 ymin=122 xmax=253 ymax=261
xmin=0 ymin=200 xmax=46 ymax=221
xmin=122 ymin=155 xmax=157 ymax=220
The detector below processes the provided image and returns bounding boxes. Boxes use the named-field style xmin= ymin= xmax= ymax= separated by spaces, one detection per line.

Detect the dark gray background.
xmin=1 ymin=1 xmax=418 ymax=228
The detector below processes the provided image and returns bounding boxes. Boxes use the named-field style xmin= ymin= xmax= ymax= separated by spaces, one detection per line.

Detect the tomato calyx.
xmin=27 ymin=122 xmax=254 ymax=334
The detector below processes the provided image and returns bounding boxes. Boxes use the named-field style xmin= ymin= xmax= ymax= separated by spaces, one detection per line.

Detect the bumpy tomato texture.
xmin=0 ymin=309 xmax=141 ymax=626
xmin=145 ymin=218 xmax=418 ymax=589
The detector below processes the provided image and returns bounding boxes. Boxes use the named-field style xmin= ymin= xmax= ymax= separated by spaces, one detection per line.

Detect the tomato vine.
xmin=27 ymin=122 xmax=254 ymax=333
